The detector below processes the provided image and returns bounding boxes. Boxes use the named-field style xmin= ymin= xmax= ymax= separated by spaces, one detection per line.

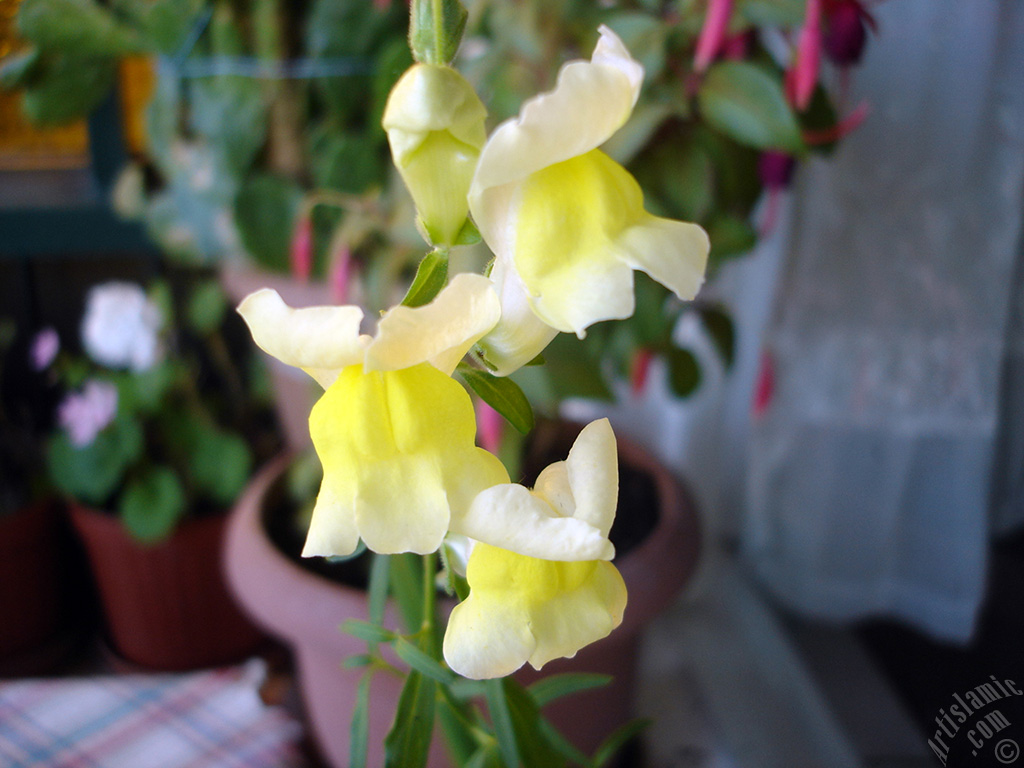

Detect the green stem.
xmin=420 ymin=552 xmax=437 ymax=643
xmin=432 ymin=0 xmax=445 ymax=65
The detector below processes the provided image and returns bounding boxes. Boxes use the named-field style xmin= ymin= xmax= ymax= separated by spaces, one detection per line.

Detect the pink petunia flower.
xmin=59 ymin=380 xmax=118 ymax=448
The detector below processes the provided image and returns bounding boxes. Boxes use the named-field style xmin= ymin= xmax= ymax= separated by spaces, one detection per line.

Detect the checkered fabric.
xmin=0 ymin=659 xmax=305 ymax=768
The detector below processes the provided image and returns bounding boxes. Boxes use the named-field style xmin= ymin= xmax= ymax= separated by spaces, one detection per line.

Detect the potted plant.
xmin=0 ymin=320 xmax=82 ymax=675
xmin=43 ymin=275 xmax=278 ymax=670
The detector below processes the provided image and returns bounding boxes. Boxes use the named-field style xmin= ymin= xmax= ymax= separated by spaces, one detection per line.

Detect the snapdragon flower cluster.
xmin=238 ymin=26 xmax=708 ymax=680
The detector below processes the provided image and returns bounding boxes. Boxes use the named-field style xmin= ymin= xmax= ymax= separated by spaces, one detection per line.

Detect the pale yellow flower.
xmin=470 ymin=26 xmax=710 ymax=375
xmin=443 ymin=419 xmax=627 ymax=680
xmin=383 ymin=64 xmax=487 ymax=246
xmin=237 ymin=275 xmax=507 ymax=556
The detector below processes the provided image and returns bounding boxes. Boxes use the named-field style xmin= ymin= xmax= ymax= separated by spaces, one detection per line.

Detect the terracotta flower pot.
xmin=225 ymin=429 xmax=700 ymax=768
xmin=69 ymin=504 xmax=264 ymax=671
xmin=0 ymin=503 xmax=79 ymax=675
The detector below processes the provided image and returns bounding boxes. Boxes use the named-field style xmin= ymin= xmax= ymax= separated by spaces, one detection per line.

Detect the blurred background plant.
xmin=0 ymin=0 xmax=871 ymax=406
xmin=41 ymin=276 xmax=277 ymax=542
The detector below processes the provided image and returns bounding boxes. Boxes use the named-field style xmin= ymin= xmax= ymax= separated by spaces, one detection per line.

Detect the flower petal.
xmin=366 ymin=273 xmax=500 ymax=375
xmin=453 ymin=484 xmax=614 ymax=562
xmin=564 ymin=418 xmax=618 ymax=537
xmin=237 ymin=288 xmax=366 ymax=389
xmin=470 ymin=26 xmax=642 ymax=198
xmin=443 ymin=543 xmax=627 ymax=679
xmin=307 ymin=362 xmax=504 ymax=556
xmin=477 ymin=257 xmax=559 ymax=376
xmin=512 ymin=149 xmax=642 ymax=335
xmin=617 ymin=216 xmax=710 ymax=302
xmin=443 ymin=587 xmax=536 ymax=680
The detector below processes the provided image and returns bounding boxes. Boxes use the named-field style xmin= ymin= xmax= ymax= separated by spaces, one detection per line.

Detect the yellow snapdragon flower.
xmin=383 ymin=64 xmax=487 ymax=246
xmin=443 ymin=420 xmax=627 ymax=679
xmin=470 ymin=26 xmax=710 ymax=375
xmin=237 ymin=275 xmax=508 ymax=557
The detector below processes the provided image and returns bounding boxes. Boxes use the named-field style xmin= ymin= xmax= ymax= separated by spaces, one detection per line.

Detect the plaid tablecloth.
xmin=0 ymin=659 xmax=305 ymax=768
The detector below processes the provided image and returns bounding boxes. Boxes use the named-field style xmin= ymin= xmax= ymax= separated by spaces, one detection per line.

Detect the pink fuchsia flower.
xmin=30 ymin=328 xmax=59 ymax=371
xmin=693 ymin=0 xmax=735 ymax=74
xmin=823 ymin=0 xmax=874 ymax=66
xmin=786 ymin=0 xmax=823 ymax=112
xmin=81 ymin=282 xmax=163 ymax=372
xmin=59 ymin=379 xmax=118 ymax=448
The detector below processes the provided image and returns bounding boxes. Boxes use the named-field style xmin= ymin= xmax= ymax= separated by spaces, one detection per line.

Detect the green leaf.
xmin=484 ymin=679 xmax=521 ymax=768
xmin=350 ymin=671 xmax=373 ymax=768
xmin=189 ymin=74 xmax=268 ymax=175
xmin=47 ymin=414 xmax=142 ymax=504
xmin=18 ymin=0 xmax=147 ymax=57
xmin=393 ymin=638 xmax=456 ymax=685
xmin=737 ymin=0 xmax=804 ymax=27
xmin=118 ymin=465 xmax=186 ymax=543
xmin=457 ymin=364 xmax=535 ymax=435
xmin=389 ymin=554 xmax=425 ymax=635
xmin=706 ymin=214 xmax=757 ymax=262
xmin=186 ymin=280 xmax=228 ymax=335
xmin=127 ymin=0 xmax=203 ymax=54
xmin=342 ymin=654 xmax=374 ymax=669
xmin=667 ymin=348 xmax=701 ymax=397
xmin=528 ymin=674 xmax=613 ymax=708
xmin=437 ymin=696 xmax=482 ymax=767
xmin=384 ymin=671 xmax=438 ymax=768
xmin=234 ymin=174 xmax=303 ymax=273
xmin=536 ymin=333 xmax=614 ymax=402
xmin=189 ymin=427 xmax=252 ymax=505
xmin=401 ymin=249 xmax=449 ymax=308
xmin=20 ymin=52 xmax=117 ymax=126
xmin=453 ymin=217 xmax=482 ymax=246
xmin=497 ymin=678 xmax=567 ymax=768
xmin=539 ymin=719 xmax=593 ymax=768
xmin=698 ymin=62 xmax=804 ymax=153
xmin=410 ymin=0 xmax=468 ymax=65
xmin=698 ymin=305 xmax=736 ymax=369
xmin=604 ymin=13 xmax=668 ymax=80
xmin=342 ymin=619 xmax=395 ymax=645
xmin=592 ymin=718 xmax=652 ymax=767
xmin=310 ymin=129 xmax=386 ymax=195
xmin=368 ymin=553 xmax=391 ymax=628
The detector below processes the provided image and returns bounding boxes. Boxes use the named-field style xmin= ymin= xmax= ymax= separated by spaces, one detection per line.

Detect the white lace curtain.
xmin=740 ymin=0 xmax=1024 ymax=642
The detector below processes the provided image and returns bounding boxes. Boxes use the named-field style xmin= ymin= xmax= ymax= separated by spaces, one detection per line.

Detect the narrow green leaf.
xmin=437 ymin=694 xmax=482 ymax=766
xmin=539 ymin=719 xmax=594 ymax=768
xmin=368 ymin=553 xmax=391 ymax=628
xmin=698 ymin=62 xmax=804 ymax=153
xmin=402 ymin=249 xmax=449 ymax=308
xmin=384 ymin=671 xmax=438 ymax=768
xmin=528 ymin=674 xmax=613 ymax=708
xmin=390 ymin=553 xmax=426 ymax=634
xmin=393 ymin=637 xmax=456 ymax=685
xmin=667 ymin=348 xmax=701 ymax=398
xmin=342 ymin=619 xmax=395 ymax=645
xmin=342 ymin=654 xmax=374 ymax=670
xmin=349 ymin=671 xmax=373 ymax=768
xmin=592 ymin=718 xmax=651 ymax=768
xmin=457 ymin=364 xmax=535 ymax=435
xmin=501 ymin=678 xmax=566 ymax=768
xmin=484 ymin=679 xmax=521 ymax=768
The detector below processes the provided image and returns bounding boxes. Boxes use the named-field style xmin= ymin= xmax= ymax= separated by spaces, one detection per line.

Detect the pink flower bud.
xmin=693 ymin=0 xmax=734 ymax=74
xmin=823 ymin=0 xmax=869 ymax=66
xmin=328 ymin=244 xmax=354 ymax=304
xmin=630 ymin=348 xmax=655 ymax=397
xmin=787 ymin=0 xmax=822 ymax=111
xmin=758 ymin=151 xmax=796 ymax=190
xmin=290 ymin=215 xmax=313 ymax=283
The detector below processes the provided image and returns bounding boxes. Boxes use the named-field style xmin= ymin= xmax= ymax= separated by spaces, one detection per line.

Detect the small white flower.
xmin=81 ymin=282 xmax=164 ymax=372
xmin=59 ymin=380 xmax=118 ymax=448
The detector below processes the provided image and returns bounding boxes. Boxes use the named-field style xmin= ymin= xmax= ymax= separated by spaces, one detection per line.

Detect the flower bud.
xmin=383 ymin=63 xmax=486 ymax=246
